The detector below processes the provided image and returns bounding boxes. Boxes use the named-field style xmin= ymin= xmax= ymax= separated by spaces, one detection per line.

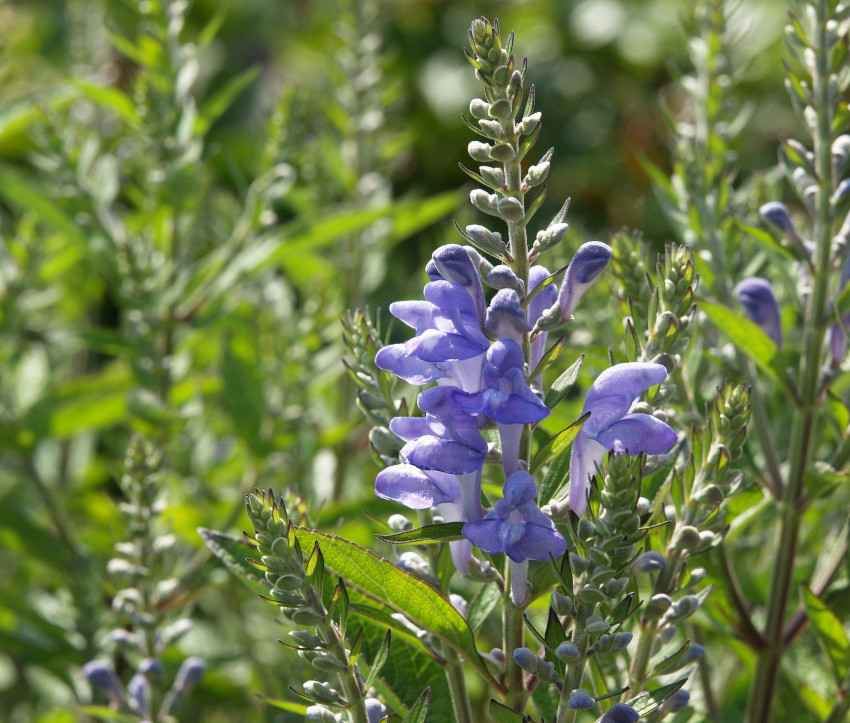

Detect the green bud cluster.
xmin=642 ymin=244 xmax=697 ymax=367
xmin=341 ymin=310 xmax=406 ymax=467
xmin=611 ymin=230 xmax=651 ymax=329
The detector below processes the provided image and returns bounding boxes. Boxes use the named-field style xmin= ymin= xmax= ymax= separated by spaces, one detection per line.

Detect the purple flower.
xmin=464 ymin=471 xmax=566 ymax=604
xmin=569 ymin=363 xmax=677 ymax=515
xmin=128 ymin=673 xmax=150 ymax=716
xmin=426 ymin=244 xmax=487 ymax=322
xmin=759 ymin=201 xmax=798 ymax=235
xmin=485 ymin=289 xmax=531 ymax=345
xmin=83 ymin=660 xmax=124 ymax=703
xmin=375 ymin=463 xmax=475 ymax=573
xmin=734 ymin=277 xmax=782 ymax=349
xmin=173 ymin=656 xmax=206 ymax=692
xmin=828 ymin=255 xmax=850 ymax=365
xmin=557 ymin=242 xmax=613 ymax=320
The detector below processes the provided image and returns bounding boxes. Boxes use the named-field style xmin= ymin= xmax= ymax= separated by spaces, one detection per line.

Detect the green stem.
xmin=556 ymin=603 xmax=593 ymax=723
xmin=445 ymin=647 xmax=475 ymax=723
xmin=748 ymin=3 xmax=834 ymax=719
xmin=503 ymin=562 xmax=527 ymax=712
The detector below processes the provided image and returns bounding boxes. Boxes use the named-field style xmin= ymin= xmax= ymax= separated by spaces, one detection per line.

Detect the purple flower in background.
xmin=83 ymin=660 xmax=124 ymax=703
xmin=464 ymin=471 xmax=566 ymax=605
xmin=828 ymin=255 xmax=850 ymax=365
xmin=557 ymin=242 xmax=613 ymax=320
xmin=569 ymin=363 xmax=677 ymax=515
xmin=734 ymin=277 xmax=782 ymax=349
xmin=759 ymin=201 xmax=798 ymax=236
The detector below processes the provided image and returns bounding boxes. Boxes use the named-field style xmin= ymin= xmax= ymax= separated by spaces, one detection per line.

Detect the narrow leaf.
xmin=363 ymin=629 xmax=392 ymax=690
xmin=626 ymin=678 xmax=688 ymax=717
xmin=531 ymin=411 xmax=590 ymax=474
xmin=401 ymin=688 xmax=431 ymax=723
xmin=196 ymin=66 xmax=260 ymax=135
xmin=376 ymin=522 xmax=465 ymax=545
xmin=803 ymin=586 xmax=850 ymax=684
xmin=543 ymin=354 xmax=584 ymax=409
xmin=198 ymin=528 xmax=268 ymax=596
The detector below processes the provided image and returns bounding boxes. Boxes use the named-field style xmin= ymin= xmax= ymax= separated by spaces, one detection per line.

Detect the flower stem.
xmin=748 ymin=2 xmax=834 ymax=719
xmin=556 ymin=603 xmax=593 ymax=723
xmin=503 ymin=561 xmax=527 ymax=711
xmin=444 ymin=646 xmax=475 ymax=723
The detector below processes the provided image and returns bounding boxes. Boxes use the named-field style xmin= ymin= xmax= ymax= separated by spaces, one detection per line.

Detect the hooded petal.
xmin=431 ymin=244 xmax=486 ymax=322
xmin=485 ymin=289 xmax=531 ymax=344
xmin=376 ymin=465 xmax=460 ymax=508
xmin=582 ymin=362 xmax=668 ymax=436
xmin=462 ymin=518 xmax=506 ymax=554
xmin=401 ymin=436 xmax=485 ymax=474
xmin=375 ymin=344 xmax=444 ymax=385
xmin=557 ymin=242 xmax=613 ymax=319
xmin=595 ymin=413 xmax=678 ymax=455
xmin=505 ymin=521 xmax=566 ymax=562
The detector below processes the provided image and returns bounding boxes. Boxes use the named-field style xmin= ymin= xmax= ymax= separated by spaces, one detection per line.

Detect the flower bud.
xmin=306 ymin=705 xmax=342 ymax=722
xmin=365 ymin=698 xmax=388 ymax=723
xmin=759 ymin=201 xmax=797 ymax=234
xmin=173 ymin=656 xmax=206 ymax=692
xmin=556 ymin=242 xmax=613 ymax=320
xmin=311 ymin=652 xmax=348 ymax=673
xmin=479 ymin=165 xmax=506 ymax=188
xmin=470 ymin=189 xmax=499 ymax=214
xmin=521 ymin=112 xmax=541 ymax=135
xmin=555 ymin=642 xmax=581 ymax=664
xmin=659 ymin=689 xmax=691 ymax=715
xmin=552 ymin=591 xmax=575 ymax=616
xmin=488 ymin=265 xmax=522 ymax=290
xmin=671 ymin=525 xmax=701 ymax=551
xmin=496 ymin=196 xmax=524 ymax=222
xmin=83 ymin=660 xmax=124 ymax=702
xmin=630 ymin=551 xmax=666 ymax=573
xmin=524 ymin=160 xmax=550 ymax=187
xmin=584 ymin=615 xmax=609 ymax=635
xmin=489 ymin=98 xmax=513 ymax=119
xmin=734 ymin=277 xmax=782 ymax=348
xmin=596 ymin=703 xmax=640 ymax=723
xmin=469 ymin=98 xmax=490 ymax=120
xmin=468 ymin=142 xmax=492 ymax=162
xmin=291 ymin=608 xmax=327 ymax=626
xmin=513 ymin=647 xmax=541 ymax=673
xmin=490 ymin=142 xmax=516 ymax=163
xmin=290 ymin=630 xmax=323 ymax=649
xmin=303 ymin=680 xmax=344 ymax=704
xmin=568 ymin=689 xmax=595 ymax=710
xmin=644 ymin=594 xmax=673 ymax=621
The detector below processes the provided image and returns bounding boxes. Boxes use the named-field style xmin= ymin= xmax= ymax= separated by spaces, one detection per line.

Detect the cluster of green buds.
xmin=244 ymin=489 xmax=384 ymax=723
xmin=341 ymin=309 xmax=407 ymax=467
xmin=611 ymin=230 xmax=652 ymax=329
xmin=618 ymin=243 xmax=697 ymax=371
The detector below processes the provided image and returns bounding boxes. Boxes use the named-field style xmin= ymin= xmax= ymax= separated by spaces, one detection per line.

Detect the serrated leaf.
xmin=626 ymin=678 xmax=687 ymax=716
xmin=803 ymin=586 xmax=850 ymax=685
xmin=401 ymin=688 xmax=431 ymax=723
xmin=543 ymin=354 xmax=584 ymax=409
xmin=376 ymin=522 xmax=465 ymax=545
xmin=292 ymin=527 xmax=499 ymax=690
xmin=198 ymin=528 xmax=268 ymax=596
xmin=700 ymin=299 xmax=792 ymax=398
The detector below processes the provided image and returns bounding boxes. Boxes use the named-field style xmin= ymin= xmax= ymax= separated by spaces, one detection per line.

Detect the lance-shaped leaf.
xmin=198 ymin=528 xmax=268 ymax=596
xmin=375 ymin=522 xmax=465 ymax=545
xmin=543 ymin=354 xmax=584 ymax=409
xmin=363 ymin=629 xmax=392 ymax=690
xmin=293 ymin=527 xmax=501 ymax=692
xmin=626 ymin=678 xmax=688 ymax=717
xmin=401 ymin=688 xmax=431 ymax=723
xmin=803 ymin=586 xmax=850 ymax=685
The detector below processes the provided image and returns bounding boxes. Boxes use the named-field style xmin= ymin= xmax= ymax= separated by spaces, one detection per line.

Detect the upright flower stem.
xmin=556 ymin=602 xmax=593 ymax=723
xmin=503 ymin=564 xmax=527 ymax=711
xmin=748 ymin=2 xmax=834 ymax=719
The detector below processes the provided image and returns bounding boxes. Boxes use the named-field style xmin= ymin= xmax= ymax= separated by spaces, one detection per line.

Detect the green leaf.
xmin=735 ymin=220 xmax=797 ymax=261
xmin=543 ymin=354 xmax=584 ymax=409
xmin=528 ymin=335 xmax=564 ymax=380
xmin=652 ymin=639 xmax=692 ymax=675
xmin=375 ymin=522 xmax=465 ymax=545
xmin=363 ymin=629 xmax=392 ymax=690
xmin=196 ymin=66 xmax=261 ymax=135
xmin=75 ymin=708 xmax=137 ymax=723
xmin=256 ymin=697 xmax=309 ymax=714
xmin=488 ymin=700 xmax=533 ymax=723
xmin=626 ymin=678 xmax=687 ymax=717
xmin=401 ymin=688 xmax=431 ymax=723
xmin=836 ymin=282 xmax=850 ymax=319
xmin=222 ymin=330 xmax=267 ymax=455
xmin=0 ymin=165 xmax=88 ymax=247
xmin=293 ymin=527 xmax=498 ymax=689
xmin=72 ymin=80 xmax=140 ymax=126
xmin=531 ymin=412 xmax=590 ymax=474
xmin=198 ymin=528 xmax=269 ymax=596
xmin=468 ymin=582 xmax=501 ymax=633
xmin=700 ymin=299 xmax=791 ymax=398
xmin=803 ymin=586 xmax=850 ymax=685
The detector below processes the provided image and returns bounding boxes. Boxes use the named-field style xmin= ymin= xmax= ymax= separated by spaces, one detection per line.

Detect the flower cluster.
xmin=375 ymin=243 xmax=556 ymax=574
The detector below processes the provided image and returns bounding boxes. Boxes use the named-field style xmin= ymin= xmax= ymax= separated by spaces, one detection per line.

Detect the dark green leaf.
xmin=401 ymin=688 xmax=431 ymax=723
xmin=531 ymin=412 xmax=590 ymax=474
xmin=376 ymin=522 xmax=465 ymax=545
xmin=626 ymin=678 xmax=688 ymax=716
xmin=803 ymin=586 xmax=850 ymax=685
xmin=198 ymin=528 xmax=268 ymax=596
xmin=543 ymin=354 xmax=584 ymax=409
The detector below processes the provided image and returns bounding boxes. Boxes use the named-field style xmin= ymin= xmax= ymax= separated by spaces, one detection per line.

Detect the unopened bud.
xmin=469 ymin=98 xmax=490 ymax=120
xmin=303 ymin=680 xmax=343 ymax=704
xmin=584 ymin=615 xmax=609 ymax=635
xmin=630 ymin=551 xmax=667 ymax=573
xmin=644 ymin=594 xmax=673 ymax=621
xmin=513 ymin=647 xmax=541 ymax=673
xmin=556 ymin=642 xmax=581 ymax=663
xmin=596 ymin=703 xmax=640 ymax=723
xmin=468 ymin=141 xmax=492 ymax=162
xmin=568 ymin=689 xmax=595 ymax=710
xmin=496 ymin=196 xmax=524 ymax=222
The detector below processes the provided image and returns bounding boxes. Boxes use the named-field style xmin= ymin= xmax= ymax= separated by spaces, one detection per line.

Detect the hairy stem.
xmin=748 ymin=2 xmax=834 ymax=718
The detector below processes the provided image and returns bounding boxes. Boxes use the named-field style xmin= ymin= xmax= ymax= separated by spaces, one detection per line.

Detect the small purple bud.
xmin=596 ymin=703 xmax=640 ymax=723
xmin=173 ymin=656 xmax=206 ymax=692
xmin=555 ymin=642 xmax=581 ymax=663
xmin=659 ymin=689 xmax=691 ymax=715
xmin=568 ymin=689 xmax=596 ymax=710
xmin=734 ymin=277 xmax=782 ymax=348
xmin=557 ymin=241 xmax=613 ymax=320
xmin=485 ymin=289 xmax=531 ymax=343
xmin=683 ymin=643 xmax=705 ymax=663
xmin=127 ymin=673 xmax=150 ymax=716
xmin=833 ymin=178 xmax=850 ymax=203
xmin=759 ymin=201 xmax=797 ymax=234
xmin=138 ymin=658 xmax=163 ymax=675
xmin=83 ymin=660 xmax=124 ymax=702
xmin=513 ymin=647 xmax=540 ymax=673
xmin=365 ymin=698 xmax=387 ymax=723
xmin=630 ymin=551 xmax=667 ymax=573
